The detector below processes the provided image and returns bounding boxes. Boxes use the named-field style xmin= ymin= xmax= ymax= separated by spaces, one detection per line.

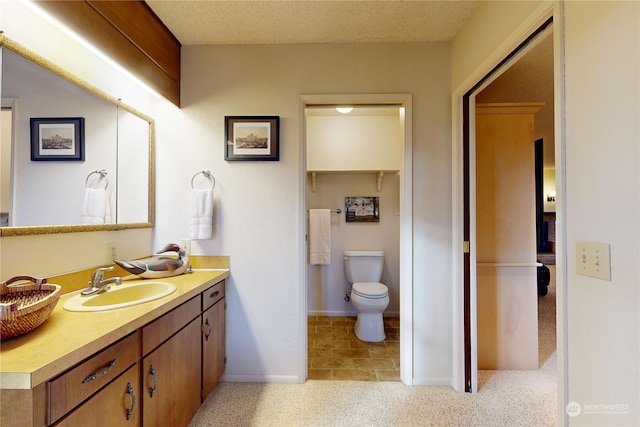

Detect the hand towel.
xmin=309 ymin=209 xmax=331 ymax=265
xmin=189 ymin=188 xmax=213 ymax=240
xmin=82 ymin=188 xmax=112 ymax=224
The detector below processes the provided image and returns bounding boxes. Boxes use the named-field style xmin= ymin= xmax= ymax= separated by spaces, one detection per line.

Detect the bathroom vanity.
xmin=0 ymin=269 xmax=228 ymax=426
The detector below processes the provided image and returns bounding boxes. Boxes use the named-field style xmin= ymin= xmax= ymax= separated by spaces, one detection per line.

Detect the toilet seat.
xmin=352 ymin=282 xmax=388 ymax=299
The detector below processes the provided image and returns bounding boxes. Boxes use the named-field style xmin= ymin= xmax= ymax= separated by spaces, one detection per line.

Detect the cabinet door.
xmin=142 ymin=317 xmax=202 ymax=426
xmin=202 ymin=298 xmax=225 ymax=399
xmin=48 ymin=332 xmax=139 ymax=425
xmin=56 ymin=364 xmax=140 ymax=426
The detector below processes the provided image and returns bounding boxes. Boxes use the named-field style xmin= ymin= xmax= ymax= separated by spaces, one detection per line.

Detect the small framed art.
xmin=345 ymin=196 xmax=380 ymax=222
xmin=30 ymin=117 xmax=85 ymax=161
xmin=224 ymin=116 xmax=279 ymax=161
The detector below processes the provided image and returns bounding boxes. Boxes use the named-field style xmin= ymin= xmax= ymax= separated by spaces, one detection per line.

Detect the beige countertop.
xmin=0 ymin=269 xmax=229 ymax=390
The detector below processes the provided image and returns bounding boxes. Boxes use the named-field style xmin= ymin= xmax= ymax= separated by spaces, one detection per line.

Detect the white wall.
xmin=117 ymin=109 xmax=150 ymax=224
xmin=563 ymin=1 xmax=639 ymax=425
xmin=155 ymin=42 xmax=452 ymax=383
xmin=306 ymin=172 xmax=400 ymax=316
xmin=307 ymin=108 xmax=402 ymax=172
xmin=451 ymin=1 xmax=546 ymax=90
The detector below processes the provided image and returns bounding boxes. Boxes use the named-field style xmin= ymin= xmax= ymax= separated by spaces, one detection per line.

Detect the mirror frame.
xmin=0 ymin=34 xmax=155 ymax=236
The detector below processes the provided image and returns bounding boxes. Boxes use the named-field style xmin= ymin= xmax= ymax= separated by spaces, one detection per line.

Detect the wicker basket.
xmin=0 ymin=276 xmax=62 ymax=340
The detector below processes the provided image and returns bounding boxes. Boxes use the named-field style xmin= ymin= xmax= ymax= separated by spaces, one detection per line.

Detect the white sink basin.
xmin=63 ymin=281 xmax=177 ymax=312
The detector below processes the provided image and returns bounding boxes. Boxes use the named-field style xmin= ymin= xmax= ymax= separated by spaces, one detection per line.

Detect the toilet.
xmin=344 ymin=250 xmax=390 ymax=342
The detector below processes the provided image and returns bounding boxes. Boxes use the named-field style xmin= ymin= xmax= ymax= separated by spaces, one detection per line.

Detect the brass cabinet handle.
xmin=203 ymin=318 xmax=212 ymax=341
xmin=125 ymin=382 xmax=136 ymax=421
xmin=82 ymin=359 xmax=118 ymax=383
xmin=148 ymin=365 xmax=158 ymax=397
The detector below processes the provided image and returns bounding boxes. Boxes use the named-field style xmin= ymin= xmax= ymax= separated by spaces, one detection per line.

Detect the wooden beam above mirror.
xmin=35 ymin=0 xmax=181 ymax=106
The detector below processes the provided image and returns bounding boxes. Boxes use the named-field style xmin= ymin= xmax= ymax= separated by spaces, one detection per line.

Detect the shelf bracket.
xmin=311 ymin=172 xmax=317 ymax=192
xmin=377 ymin=171 xmax=384 ymax=192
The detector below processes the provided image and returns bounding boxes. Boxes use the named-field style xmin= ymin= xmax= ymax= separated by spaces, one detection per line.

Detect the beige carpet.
xmin=190 ymin=268 xmax=557 ymax=427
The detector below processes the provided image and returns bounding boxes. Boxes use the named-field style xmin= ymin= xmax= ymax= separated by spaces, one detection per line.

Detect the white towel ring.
xmin=85 ymin=170 xmax=108 ymax=190
xmin=191 ymin=170 xmax=216 ymax=190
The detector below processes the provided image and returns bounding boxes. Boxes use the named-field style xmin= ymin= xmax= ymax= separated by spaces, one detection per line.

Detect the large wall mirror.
xmin=0 ymin=36 xmax=154 ymax=236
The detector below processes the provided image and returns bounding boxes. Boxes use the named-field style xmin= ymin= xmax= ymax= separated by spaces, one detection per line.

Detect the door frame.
xmin=451 ymin=4 xmax=561 ymax=393
xmin=1 ymin=98 xmax=18 ymax=226
xmin=298 ymin=93 xmax=414 ymax=384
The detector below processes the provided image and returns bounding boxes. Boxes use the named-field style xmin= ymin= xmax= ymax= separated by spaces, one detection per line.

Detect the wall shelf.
xmin=307 ymin=170 xmax=399 ymax=192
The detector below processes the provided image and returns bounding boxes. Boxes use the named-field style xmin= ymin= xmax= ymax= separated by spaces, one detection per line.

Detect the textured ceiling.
xmin=145 ymin=1 xmax=553 ymax=169
xmin=145 ymin=0 xmax=481 ymax=45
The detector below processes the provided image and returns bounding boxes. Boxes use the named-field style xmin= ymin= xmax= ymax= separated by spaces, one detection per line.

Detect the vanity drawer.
xmin=142 ymin=295 xmax=200 ymax=355
xmin=47 ymin=331 xmax=139 ymax=425
xmin=202 ymin=280 xmax=225 ymax=311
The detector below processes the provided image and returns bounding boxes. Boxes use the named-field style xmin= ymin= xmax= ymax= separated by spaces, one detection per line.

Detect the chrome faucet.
xmin=81 ymin=266 xmax=122 ymax=296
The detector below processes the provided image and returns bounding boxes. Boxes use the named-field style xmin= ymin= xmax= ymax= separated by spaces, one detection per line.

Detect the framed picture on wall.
xmin=345 ymin=196 xmax=380 ymax=222
xmin=30 ymin=117 xmax=85 ymax=161
xmin=224 ymin=116 xmax=279 ymax=161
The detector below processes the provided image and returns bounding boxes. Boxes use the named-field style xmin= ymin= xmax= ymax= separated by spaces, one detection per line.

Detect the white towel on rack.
xmin=82 ymin=188 xmax=112 ymax=224
xmin=189 ymin=188 xmax=213 ymax=240
xmin=309 ymin=209 xmax=331 ymax=265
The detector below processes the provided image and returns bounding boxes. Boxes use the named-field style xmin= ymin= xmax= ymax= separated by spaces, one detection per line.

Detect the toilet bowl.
xmin=344 ymin=251 xmax=390 ymax=342
xmin=350 ymin=282 xmax=389 ymax=342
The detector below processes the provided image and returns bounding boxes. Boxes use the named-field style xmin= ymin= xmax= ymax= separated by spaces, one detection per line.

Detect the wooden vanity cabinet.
xmin=48 ymin=332 xmax=140 ymax=426
xmin=141 ymin=296 xmax=202 ymax=426
xmin=1 ymin=276 xmax=227 ymax=427
xmin=55 ymin=364 xmax=140 ymax=426
xmin=201 ymin=280 xmax=226 ymax=398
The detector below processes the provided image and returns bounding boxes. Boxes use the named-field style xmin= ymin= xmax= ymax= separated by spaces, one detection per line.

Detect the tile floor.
xmin=308 ymin=315 xmax=400 ymax=382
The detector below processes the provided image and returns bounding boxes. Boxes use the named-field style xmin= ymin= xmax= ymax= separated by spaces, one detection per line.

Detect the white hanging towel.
xmin=309 ymin=209 xmax=331 ymax=265
xmin=189 ymin=188 xmax=213 ymax=240
xmin=82 ymin=188 xmax=112 ymax=224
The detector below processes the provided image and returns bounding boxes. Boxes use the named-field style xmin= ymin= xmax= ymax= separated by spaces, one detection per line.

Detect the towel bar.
xmin=191 ymin=170 xmax=216 ymax=190
xmin=307 ymin=209 xmax=341 ymax=214
xmin=85 ymin=170 xmax=108 ymax=190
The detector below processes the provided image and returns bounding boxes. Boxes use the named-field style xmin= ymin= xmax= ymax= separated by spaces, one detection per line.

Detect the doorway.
xmin=299 ymin=94 xmax=413 ymax=384
xmin=461 ymin=20 xmax=556 ymax=392
xmin=1 ymin=100 xmax=16 ymax=227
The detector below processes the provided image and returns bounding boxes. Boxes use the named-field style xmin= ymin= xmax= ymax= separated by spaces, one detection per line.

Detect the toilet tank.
xmin=343 ymin=251 xmax=384 ymax=283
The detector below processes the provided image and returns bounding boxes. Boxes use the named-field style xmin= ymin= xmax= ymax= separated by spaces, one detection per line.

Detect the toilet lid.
xmin=352 ymin=282 xmax=388 ymax=298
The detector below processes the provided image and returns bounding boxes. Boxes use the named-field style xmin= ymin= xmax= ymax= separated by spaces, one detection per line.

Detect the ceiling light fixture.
xmin=336 ymin=107 xmax=353 ymax=114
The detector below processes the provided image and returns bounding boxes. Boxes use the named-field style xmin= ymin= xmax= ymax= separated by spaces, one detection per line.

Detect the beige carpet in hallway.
xmin=189 ymin=360 xmax=556 ymax=427
xmin=190 ymin=268 xmax=557 ymax=426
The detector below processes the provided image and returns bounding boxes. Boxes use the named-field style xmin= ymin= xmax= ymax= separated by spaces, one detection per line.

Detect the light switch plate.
xmin=576 ymin=241 xmax=611 ymax=280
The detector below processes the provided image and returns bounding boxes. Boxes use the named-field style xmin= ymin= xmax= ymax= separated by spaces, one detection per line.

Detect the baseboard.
xmin=307 ymin=310 xmax=357 ymax=317
xmin=410 ymin=376 xmax=455 ymax=388
xmin=221 ymin=373 xmax=304 ymax=383
xmin=307 ymin=310 xmax=400 ymax=317
xmin=222 ymin=372 xmax=454 ymax=388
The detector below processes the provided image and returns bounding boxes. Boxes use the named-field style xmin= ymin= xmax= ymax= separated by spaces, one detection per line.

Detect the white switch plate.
xmin=576 ymin=241 xmax=611 ymax=280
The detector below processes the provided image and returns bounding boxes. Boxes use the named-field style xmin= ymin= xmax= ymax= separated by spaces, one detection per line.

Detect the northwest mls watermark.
xmin=566 ymin=401 xmax=630 ymax=417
